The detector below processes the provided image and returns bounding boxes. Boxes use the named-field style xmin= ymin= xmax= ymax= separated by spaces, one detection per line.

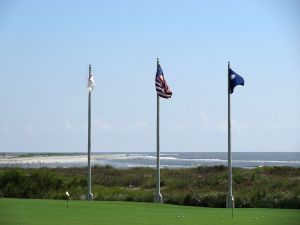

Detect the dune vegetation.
xmin=0 ymin=166 xmax=299 ymax=208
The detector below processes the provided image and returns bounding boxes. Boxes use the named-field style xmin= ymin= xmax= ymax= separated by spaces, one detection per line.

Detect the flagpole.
xmin=86 ymin=64 xmax=93 ymax=201
xmin=226 ymin=62 xmax=233 ymax=208
xmin=156 ymin=58 xmax=163 ymax=203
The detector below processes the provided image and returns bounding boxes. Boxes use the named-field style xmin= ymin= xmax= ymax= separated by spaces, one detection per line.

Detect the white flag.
xmin=87 ymin=73 xmax=95 ymax=92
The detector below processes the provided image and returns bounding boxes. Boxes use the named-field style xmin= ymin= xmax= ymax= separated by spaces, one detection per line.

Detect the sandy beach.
xmin=0 ymin=154 xmax=90 ymax=167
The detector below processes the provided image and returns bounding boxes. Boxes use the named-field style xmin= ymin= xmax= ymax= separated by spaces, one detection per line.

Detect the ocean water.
xmin=0 ymin=152 xmax=299 ymax=169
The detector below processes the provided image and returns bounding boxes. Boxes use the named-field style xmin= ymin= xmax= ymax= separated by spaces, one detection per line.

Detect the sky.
xmin=0 ymin=0 xmax=299 ymax=153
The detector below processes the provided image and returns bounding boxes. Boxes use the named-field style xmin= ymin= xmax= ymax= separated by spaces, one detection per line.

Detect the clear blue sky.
xmin=0 ymin=0 xmax=299 ymax=152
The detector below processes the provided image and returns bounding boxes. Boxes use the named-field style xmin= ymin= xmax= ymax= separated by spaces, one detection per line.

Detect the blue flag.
xmin=229 ymin=68 xmax=244 ymax=94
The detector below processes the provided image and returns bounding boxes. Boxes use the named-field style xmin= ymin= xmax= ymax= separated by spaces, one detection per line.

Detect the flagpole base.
xmin=86 ymin=192 xmax=94 ymax=201
xmin=226 ymin=194 xmax=234 ymax=208
xmin=155 ymin=193 xmax=163 ymax=203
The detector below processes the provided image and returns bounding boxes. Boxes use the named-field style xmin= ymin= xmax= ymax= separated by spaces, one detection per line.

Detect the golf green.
xmin=0 ymin=198 xmax=299 ymax=225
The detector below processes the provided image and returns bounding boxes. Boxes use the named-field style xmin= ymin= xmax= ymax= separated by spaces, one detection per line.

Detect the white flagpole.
xmin=156 ymin=58 xmax=163 ymax=203
xmin=86 ymin=64 xmax=94 ymax=201
xmin=226 ymin=62 xmax=234 ymax=208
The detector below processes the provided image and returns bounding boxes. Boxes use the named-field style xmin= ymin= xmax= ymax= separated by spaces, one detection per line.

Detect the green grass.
xmin=0 ymin=198 xmax=299 ymax=225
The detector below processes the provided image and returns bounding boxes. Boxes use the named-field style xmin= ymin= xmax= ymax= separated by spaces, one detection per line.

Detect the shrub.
xmin=0 ymin=166 xmax=299 ymax=208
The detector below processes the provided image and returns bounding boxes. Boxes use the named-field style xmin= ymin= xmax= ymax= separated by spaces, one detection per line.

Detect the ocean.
xmin=0 ymin=152 xmax=299 ymax=169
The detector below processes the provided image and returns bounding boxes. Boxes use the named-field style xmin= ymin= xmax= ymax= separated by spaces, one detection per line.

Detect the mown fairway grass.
xmin=0 ymin=198 xmax=299 ymax=225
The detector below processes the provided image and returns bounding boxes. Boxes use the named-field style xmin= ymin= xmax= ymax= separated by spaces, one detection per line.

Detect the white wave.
xmin=159 ymin=158 xmax=227 ymax=162
xmin=160 ymin=156 xmax=178 ymax=160
xmin=93 ymin=153 xmax=179 ymax=161
xmin=160 ymin=153 xmax=179 ymax=156
xmin=92 ymin=153 xmax=128 ymax=159
xmin=234 ymin=160 xmax=300 ymax=164
xmin=160 ymin=158 xmax=300 ymax=164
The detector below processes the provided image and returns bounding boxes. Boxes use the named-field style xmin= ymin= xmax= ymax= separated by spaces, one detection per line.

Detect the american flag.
xmin=155 ymin=63 xmax=172 ymax=99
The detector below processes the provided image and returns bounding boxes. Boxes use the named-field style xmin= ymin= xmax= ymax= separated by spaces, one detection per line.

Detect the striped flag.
xmin=155 ymin=63 xmax=172 ymax=99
